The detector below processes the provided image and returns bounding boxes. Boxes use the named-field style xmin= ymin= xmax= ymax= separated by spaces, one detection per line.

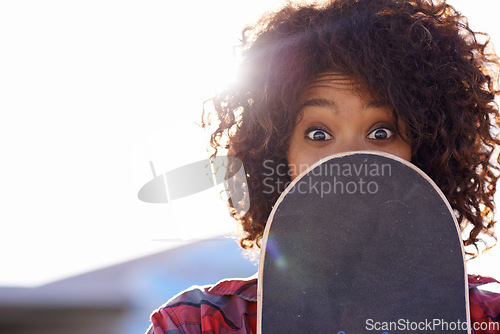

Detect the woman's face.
xmin=287 ymin=74 xmax=412 ymax=180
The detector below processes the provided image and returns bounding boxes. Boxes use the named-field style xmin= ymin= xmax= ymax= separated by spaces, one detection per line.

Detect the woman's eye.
xmin=367 ymin=127 xmax=394 ymax=140
xmin=306 ymin=129 xmax=332 ymax=141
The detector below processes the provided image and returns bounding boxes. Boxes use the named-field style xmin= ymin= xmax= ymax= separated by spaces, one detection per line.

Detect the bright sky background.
xmin=0 ymin=0 xmax=499 ymax=287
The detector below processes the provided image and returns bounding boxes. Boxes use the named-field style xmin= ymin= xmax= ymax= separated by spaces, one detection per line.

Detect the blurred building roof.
xmin=0 ymin=237 xmax=257 ymax=334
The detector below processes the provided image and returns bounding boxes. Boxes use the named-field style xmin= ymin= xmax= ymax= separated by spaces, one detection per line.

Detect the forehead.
xmin=305 ymin=73 xmax=356 ymax=90
xmin=299 ymin=73 xmax=386 ymax=109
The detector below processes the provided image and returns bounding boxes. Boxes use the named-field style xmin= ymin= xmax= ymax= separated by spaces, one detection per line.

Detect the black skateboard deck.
xmin=257 ymin=152 xmax=470 ymax=334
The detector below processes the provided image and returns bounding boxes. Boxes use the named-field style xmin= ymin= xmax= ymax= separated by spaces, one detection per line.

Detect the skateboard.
xmin=257 ymin=151 xmax=470 ymax=334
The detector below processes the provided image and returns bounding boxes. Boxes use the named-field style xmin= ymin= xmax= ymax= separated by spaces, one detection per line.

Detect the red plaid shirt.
xmin=146 ymin=274 xmax=500 ymax=334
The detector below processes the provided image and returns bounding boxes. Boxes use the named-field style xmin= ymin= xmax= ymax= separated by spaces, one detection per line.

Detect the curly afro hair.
xmin=202 ymin=0 xmax=500 ymax=257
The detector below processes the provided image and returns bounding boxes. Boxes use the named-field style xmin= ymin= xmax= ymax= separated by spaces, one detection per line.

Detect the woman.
xmin=147 ymin=0 xmax=500 ymax=332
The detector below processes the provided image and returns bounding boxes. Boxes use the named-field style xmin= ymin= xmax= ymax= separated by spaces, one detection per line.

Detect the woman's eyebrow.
xmin=366 ymin=100 xmax=387 ymax=108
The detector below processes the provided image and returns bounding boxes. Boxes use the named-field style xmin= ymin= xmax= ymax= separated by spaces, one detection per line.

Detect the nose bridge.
xmin=335 ymin=134 xmax=368 ymax=154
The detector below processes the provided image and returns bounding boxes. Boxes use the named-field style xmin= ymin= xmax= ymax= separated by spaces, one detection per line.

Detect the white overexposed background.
xmin=0 ymin=0 xmax=498 ymax=287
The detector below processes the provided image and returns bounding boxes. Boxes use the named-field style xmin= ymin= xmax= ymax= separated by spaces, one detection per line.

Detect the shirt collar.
xmin=208 ymin=273 xmax=258 ymax=302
